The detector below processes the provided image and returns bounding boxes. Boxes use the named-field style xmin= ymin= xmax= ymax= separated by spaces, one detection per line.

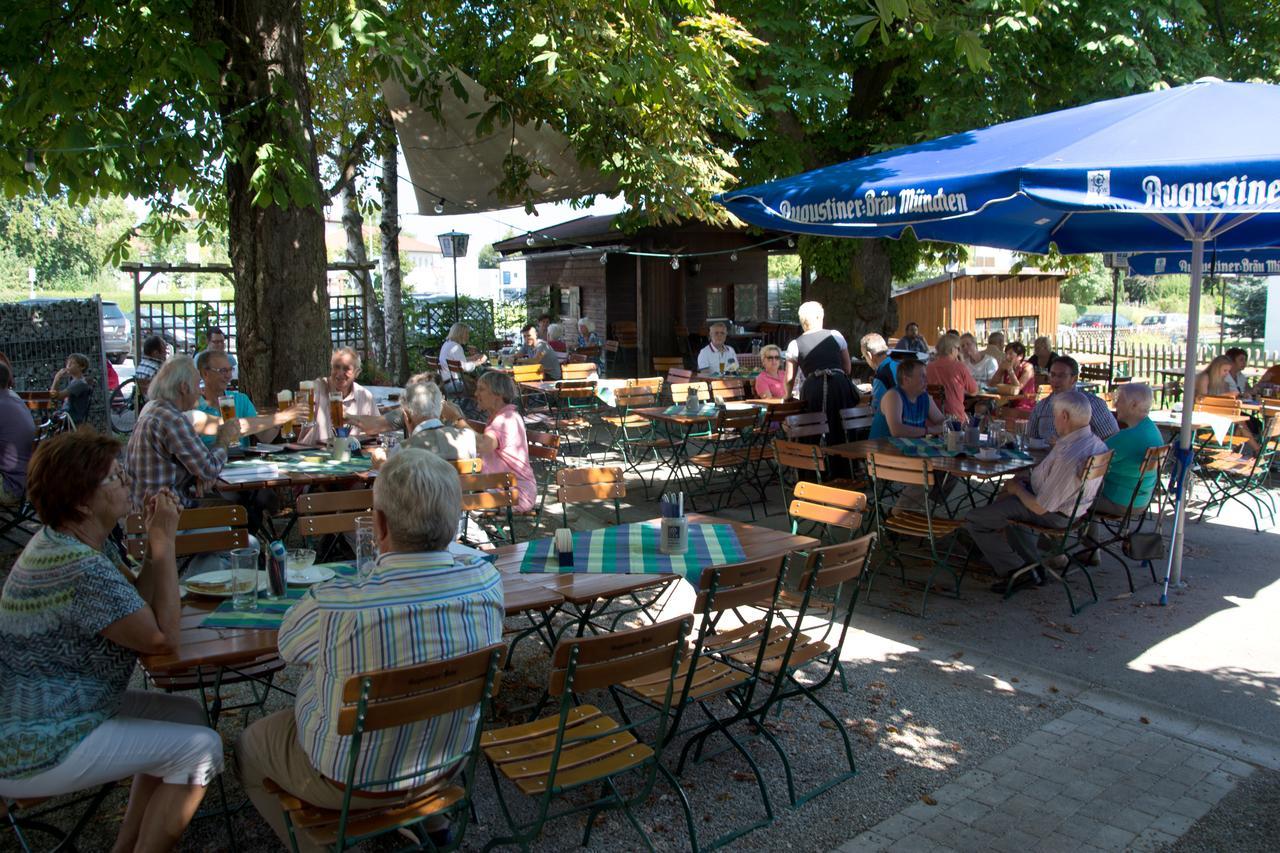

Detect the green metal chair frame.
xmin=610 ymin=556 xmax=789 ymax=850
xmin=1085 ymin=443 xmax=1171 ymax=590
xmin=3 ymin=784 xmax=118 ymax=853
xmin=459 ymin=471 xmax=519 ymax=546
xmin=750 ymin=535 xmax=874 ymax=806
xmin=687 ymin=407 xmax=768 ymax=519
xmin=597 ymin=385 xmax=671 ymax=485
xmin=1004 ymin=450 xmax=1114 ymax=615
xmin=556 ymin=466 xmax=625 ymax=527
xmin=1197 ymin=414 xmax=1280 ymax=533
xmin=482 ymin=618 xmax=694 ymax=852
xmin=270 ymin=645 xmax=505 ymax=853
xmin=865 ymin=453 xmax=969 ymax=616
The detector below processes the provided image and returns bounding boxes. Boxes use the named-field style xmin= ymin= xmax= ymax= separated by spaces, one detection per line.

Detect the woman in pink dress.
xmin=995 ymin=341 xmax=1037 ymax=412
xmin=472 ymin=371 xmax=537 ymax=511
xmin=753 ymin=344 xmax=788 ymax=399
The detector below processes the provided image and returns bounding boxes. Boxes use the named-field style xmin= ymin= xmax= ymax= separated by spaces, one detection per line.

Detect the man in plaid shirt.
xmin=125 ymin=356 xmax=240 ymax=510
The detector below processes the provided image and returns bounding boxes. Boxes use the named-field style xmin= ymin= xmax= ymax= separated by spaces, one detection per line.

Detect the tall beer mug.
xmin=298 ymin=380 xmax=315 ymax=421
xmin=329 ymin=396 xmax=345 ymax=431
xmin=218 ymin=394 xmax=237 ymax=422
xmin=278 ymin=389 xmax=295 ymax=440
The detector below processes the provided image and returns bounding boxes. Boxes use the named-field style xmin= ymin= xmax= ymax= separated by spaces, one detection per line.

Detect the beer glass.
xmin=218 ymin=394 xmax=237 ymax=422
xmin=230 ymin=546 xmax=260 ymax=611
xmin=277 ymin=390 xmax=295 ymax=440
xmin=329 ymin=396 xmax=345 ymax=431
xmin=298 ymin=380 xmax=315 ymax=421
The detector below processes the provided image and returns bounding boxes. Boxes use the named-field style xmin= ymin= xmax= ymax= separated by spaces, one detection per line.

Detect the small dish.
xmin=287 ymin=565 xmax=335 ymax=585
xmin=977 ymin=448 xmax=1000 ymax=461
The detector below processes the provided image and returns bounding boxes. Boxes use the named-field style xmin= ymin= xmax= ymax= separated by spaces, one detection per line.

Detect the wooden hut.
xmin=891 ymin=270 xmax=1065 ymax=343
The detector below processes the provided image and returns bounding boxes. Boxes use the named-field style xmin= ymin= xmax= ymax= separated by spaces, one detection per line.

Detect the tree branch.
xmin=324 ymin=127 xmax=372 ymax=199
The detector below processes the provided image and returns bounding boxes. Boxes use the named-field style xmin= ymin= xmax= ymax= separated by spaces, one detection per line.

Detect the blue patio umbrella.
xmin=717 ymin=77 xmax=1280 ymax=592
xmin=1125 ymin=248 xmax=1280 ymax=277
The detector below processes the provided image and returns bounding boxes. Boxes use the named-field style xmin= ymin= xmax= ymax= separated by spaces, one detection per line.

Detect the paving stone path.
xmin=836 ymin=706 xmax=1256 ymax=853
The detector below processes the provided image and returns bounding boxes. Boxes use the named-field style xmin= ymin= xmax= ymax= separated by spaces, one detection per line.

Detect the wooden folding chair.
xmin=549 ymin=379 xmax=599 ymax=457
xmin=669 ymin=380 xmax=707 ymax=405
xmin=267 ymin=645 xmax=505 ymax=853
xmin=1005 ymin=450 xmax=1114 ymax=615
xmin=708 ymin=378 xmax=747 ymax=402
xmin=603 ymin=339 xmax=619 ymax=376
xmin=628 ymin=376 xmax=665 ymax=395
xmin=598 ymin=386 xmax=671 ymax=482
xmin=772 ymin=438 xmax=827 ymax=514
xmin=612 ymin=558 xmax=790 ymax=849
xmin=750 ymin=535 xmax=875 ymax=806
xmin=518 ymin=430 xmax=561 ymax=538
xmin=687 ymin=407 xmax=766 ymax=518
xmin=1198 ymin=414 xmax=1280 ymax=533
xmin=512 ymin=363 xmax=547 ymax=419
xmin=483 ymin=619 xmax=694 ymax=851
xmin=450 ymin=457 xmax=483 ymax=475
xmin=459 ymin=471 xmax=518 ymax=544
xmin=561 ymin=362 xmax=598 ymax=381
xmin=556 ymin=466 xmax=625 ymax=526
xmin=865 ymin=453 xmax=968 ymax=616
xmin=782 ymin=411 xmax=828 ymax=442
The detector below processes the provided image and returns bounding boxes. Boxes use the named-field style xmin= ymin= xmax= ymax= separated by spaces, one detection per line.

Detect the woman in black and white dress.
xmin=785 ymin=301 xmax=860 ymax=453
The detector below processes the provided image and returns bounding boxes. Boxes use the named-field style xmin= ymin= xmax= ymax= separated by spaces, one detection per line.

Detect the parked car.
xmin=1139 ymin=312 xmax=1188 ymax=334
xmin=138 ymin=308 xmax=196 ymax=354
xmin=101 ymin=301 xmax=133 ymax=363
xmin=1073 ymin=312 xmax=1133 ymax=329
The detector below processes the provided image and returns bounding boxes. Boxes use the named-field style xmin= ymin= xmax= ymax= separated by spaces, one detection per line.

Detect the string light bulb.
xmin=670 ymin=256 xmax=680 ymax=270
xmin=599 ymin=252 xmax=608 ymax=265
xmin=526 ymin=234 xmax=536 ymax=246
xmin=433 ymin=200 xmax=445 ymax=214
xmin=730 ymin=251 xmax=738 ymax=262
xmin=23 ymin=148 xmax=36 ymax=173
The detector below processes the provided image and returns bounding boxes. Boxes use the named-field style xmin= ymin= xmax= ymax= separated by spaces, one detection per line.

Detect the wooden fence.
xmin=1053 ymin=331 xmax=1278 ymax=381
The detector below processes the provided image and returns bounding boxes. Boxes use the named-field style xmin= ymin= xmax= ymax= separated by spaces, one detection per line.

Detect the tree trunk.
xmin=806 ymin=239 xmax=897 ymax=351
xmin=338 ymin=170 xmax=384 ymax=370
xmin=206 ymin=0 xmax=330 ymax=404
xmin=379 ymin=110 xmax=408 ymax=383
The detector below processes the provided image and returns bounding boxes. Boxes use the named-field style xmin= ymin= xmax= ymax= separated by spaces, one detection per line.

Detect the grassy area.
xmin=0 ymin=283 xmax=237 ymax=312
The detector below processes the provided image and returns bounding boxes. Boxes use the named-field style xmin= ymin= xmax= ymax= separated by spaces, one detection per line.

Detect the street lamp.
xmin=437 ymin=230 xmax=470 ymax=321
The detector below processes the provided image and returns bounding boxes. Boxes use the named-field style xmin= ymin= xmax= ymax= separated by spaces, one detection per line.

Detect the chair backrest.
xmin=1080 ymin=364 xmax=1112 ymax=384
xmin=446 ymin=358 xmax=464 ymax=375
xmin=604 ymin=339 xmax=620 ymax=354
xmin=653 ymin=356 xmax=684 ymax=374
xmin=451 ymin=457 xmax=484 ymax=475
xmin=694 ymin=554 xmax=787 ymax=614
xmin=783 ymin=411 xmax=829 ymax=440
xmin=709 ymin=378 xmax=746 ymax=402
xmin=712 ymin=406 xmax=761 ymax=439
xmin=839 ymin=405 xmax=875 ymax=435
xmin=1195 ymin=394 xmax=1241 ymax=416
xmin=556 ymin=466 xmax=625 ymax=503
xmin=666 ymin=368 xmax=694 ymax=385
xmin=797 ymin=533 xmax=875 ymax=594
xmin=773 ymin=438 xmax=827 ymax=476
xmin=338 ymin=644 xmax=506 ymax=737
xmin=629 ymin=376 xmax=665 ymax=395
xmin=764 ymin=399 xmax=804 ymax=428
xmin=554 ymin=379 xmax=597 ymax=401
xmin=512 ymin=364 xmax=544 ymax=383
xmin=125 ymin=504 xmax=249 ymax=559
xmin=295 ymin=488 xmax=375 ymax=536
xmin=576 ymin=345 xmax=602 ymax=360
xmin=567 ymin=353 xmax=588 ymax=364
xmin=867 ymin=451 xmax=931 ymax=488
xmin=458 ymin=471 xmax=518 ymax=511
xmin=613 ymin=386 xmax=660 ymax=410
xmin=670 ymin=381 xmax=709 ymax=404
xmin=926 ymin=383 xmax=947 ymax=410
xmin=550 ymin=617 xmax=691 ymax=695
xmin=526 ymin=429 xmax=561 ymax=466
xmin=561 ymin=362 xmax=598 ymax=381
xmin=789 ymin=481 xmax=866 ymax=533
xmin=613 ymin=321 xmax=639 ymax=347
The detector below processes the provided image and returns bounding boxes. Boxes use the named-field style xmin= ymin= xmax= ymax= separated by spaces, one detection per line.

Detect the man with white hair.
xmin=983 ymin=330 xmax=1007 ymax=363
xmin=696 ymin=322 xmax=738 ymax=373
xmin=302 ymin=347 xmax=378 ymax=444
xmin=238 ymin=449 xmax=504 ymax=851
xmin=965 ymin=391 xmax=1108 ymax=591
xmin=400 ymin=379 xmax=477 ymax=461
xmin=125 ymin=356 xmax=240 ymax=510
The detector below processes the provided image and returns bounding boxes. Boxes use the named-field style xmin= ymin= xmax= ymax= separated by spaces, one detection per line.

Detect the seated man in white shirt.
xmin=399 ymin=380 xmax=477 ymax=462
xmin=696 ymin=322 xmax=738 ymax=373
xmin=965 ymin=391 xmax=1108 ymax=592
xmin=300 ymin=347 xmax=378 ymax=444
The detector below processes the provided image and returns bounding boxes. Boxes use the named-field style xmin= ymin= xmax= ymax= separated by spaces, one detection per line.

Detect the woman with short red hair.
xmin=0 ymin=430 xmax=221 ymax=852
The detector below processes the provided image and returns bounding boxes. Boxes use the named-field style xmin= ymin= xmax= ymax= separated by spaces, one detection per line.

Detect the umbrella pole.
xmin=1167 ymin=236 xmax=1205 ymax=590
xmin=1109 ymin=268 xmax=1120 ymax=382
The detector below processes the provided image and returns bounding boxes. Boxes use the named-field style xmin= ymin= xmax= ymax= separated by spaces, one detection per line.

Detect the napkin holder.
xmin=554 ymin=528 xmax=575 ymax=567
xmin=659 ymin=517 xmax=688 ymax=556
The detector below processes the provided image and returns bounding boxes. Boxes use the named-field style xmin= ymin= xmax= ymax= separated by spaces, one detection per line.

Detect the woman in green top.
xmin=1096 ymin=382 xmax=1164 ymax=516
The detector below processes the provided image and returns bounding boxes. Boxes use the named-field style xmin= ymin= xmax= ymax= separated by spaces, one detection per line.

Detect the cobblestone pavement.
xmin=834 ymin=706 xmax=1258 ymax=853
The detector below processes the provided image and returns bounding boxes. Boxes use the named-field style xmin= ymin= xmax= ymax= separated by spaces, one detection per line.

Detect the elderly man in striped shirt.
xmin=237 ymin=448 xmax=504 ymax=851
xmin=966 ymin=391 xmax=1108 ymax=593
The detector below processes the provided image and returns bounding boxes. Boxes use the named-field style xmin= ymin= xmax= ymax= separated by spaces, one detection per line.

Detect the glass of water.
xmin=230 ymin=546 xmax=260 ymax=611
xmin=354 ymin=515 xmax=378 ymax=580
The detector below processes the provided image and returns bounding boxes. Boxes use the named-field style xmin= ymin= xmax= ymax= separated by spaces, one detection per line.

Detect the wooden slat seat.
xmin=883 ymin=510 xmax=964 ymax=536
xmin=622 ymin=656 xmax=747 ymax=703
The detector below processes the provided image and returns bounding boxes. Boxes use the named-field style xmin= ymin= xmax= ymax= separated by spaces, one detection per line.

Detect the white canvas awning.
xmin=381 ymin=71 xmax=615 ymax=215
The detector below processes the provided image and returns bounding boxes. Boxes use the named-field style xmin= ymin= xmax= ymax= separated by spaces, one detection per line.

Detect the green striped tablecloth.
xmin=663 ymin=404 xmax=720 ymax=418
xmin=198 ymin=562 xmax=357 ymax=629
xmin=889 ymin=436 xmax=1032 ymax=462
xmin=518 ymin=521 xmax=745 ymax=587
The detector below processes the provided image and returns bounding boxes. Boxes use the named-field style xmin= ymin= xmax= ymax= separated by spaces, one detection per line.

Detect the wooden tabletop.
xmin=141 ymin=515 xmax=815 ymax=675
xmin=825 ymin=438 xmax=1044 ymax=480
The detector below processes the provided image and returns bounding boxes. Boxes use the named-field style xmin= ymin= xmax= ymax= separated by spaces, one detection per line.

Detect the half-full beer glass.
xmin=278 ymin=390 xmax=295 ymax=440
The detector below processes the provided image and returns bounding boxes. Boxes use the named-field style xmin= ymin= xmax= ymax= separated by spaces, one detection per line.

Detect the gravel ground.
xmin=1164 ymin=768 xmax=1280 ymax=853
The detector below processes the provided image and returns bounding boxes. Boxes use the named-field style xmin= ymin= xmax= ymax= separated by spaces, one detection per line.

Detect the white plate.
xmin=182 ymin=570 xmax=269 ymax=598
xmin=287 ymin=566 xmax=336 ymax=585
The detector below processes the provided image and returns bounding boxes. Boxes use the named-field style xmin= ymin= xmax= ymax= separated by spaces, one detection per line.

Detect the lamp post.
xmin=437 ymin=230 xmax=470 ymax=322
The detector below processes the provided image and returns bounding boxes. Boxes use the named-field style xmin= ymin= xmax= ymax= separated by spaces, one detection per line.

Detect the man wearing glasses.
xmin=191 ymin=351 xmax=296 ymax=447
xmin=1028 ymin=355 xmax=1118 ymax=442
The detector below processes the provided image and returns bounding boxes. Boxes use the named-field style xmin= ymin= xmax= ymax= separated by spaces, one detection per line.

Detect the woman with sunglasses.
xmin=754 ymin=344 xmax=788 ymax=399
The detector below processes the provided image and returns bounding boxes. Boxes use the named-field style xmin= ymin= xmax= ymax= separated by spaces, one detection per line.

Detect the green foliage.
xmin=1228 ymin=277 xmax=1268 ymax=341
xmin=0 ymin=192 xmax=133 ymax=288
xmin=1058 ymin=304 xmax=1079 ymax=326
xmin=1060 ymin=260 xmax=1114 ymax=309
xmin=477 ymin=243 xmax=500 ymax=270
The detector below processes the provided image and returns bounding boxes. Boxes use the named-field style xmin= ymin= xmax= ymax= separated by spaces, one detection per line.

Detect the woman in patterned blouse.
xmin=0 ymin=430 xmax=223 ymax=851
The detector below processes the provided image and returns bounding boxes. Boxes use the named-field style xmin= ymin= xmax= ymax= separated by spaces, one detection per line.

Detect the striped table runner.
xmin=518 ymin=521 xmax=745 ymax=586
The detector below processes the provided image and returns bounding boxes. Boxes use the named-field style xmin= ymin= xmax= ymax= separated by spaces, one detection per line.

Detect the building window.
xmin=553 ymin=286 xmax=581 ymax=320
xmin=976 ymin=316 xmax=1038 ymax=341
xmin=706 ymin=286 xmax=728 ymax=319
xmin=733 ymin=284 xmax=758 ymax=322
